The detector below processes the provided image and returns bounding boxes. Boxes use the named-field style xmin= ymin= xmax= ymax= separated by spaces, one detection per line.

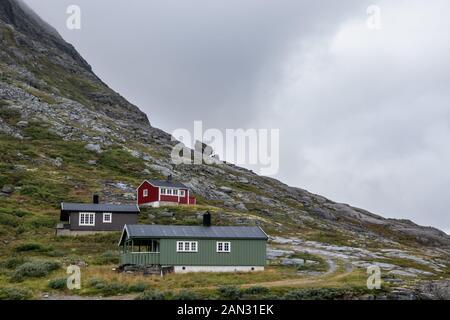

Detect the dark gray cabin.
xmin=57 ymin=195 xmax=140 ymax=236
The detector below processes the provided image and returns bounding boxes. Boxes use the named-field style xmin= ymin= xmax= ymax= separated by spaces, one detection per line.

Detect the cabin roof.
xmin=119 ymin=224 xmax=268 ymax=245
xmin=60 ymin=203 xmax=140 ymax=221
xmin=61 ymin=203 xmax=140 ymax=213
xmin=145 ymin=179 xmax=188 ymax=189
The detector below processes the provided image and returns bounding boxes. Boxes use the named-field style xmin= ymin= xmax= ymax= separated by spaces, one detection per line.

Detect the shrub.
xmin=87 ymin=278 xmax=128 ymax=296
xmin=48 ymin=278 xmax=67 ymax=290
xmin=282 ymin=288 xmax=365 ymax=300
xmin=11 ymin=260 xmax=61 ymax=282
xmin=0 ymin=99 xmax=11 ymax=107
xmin=1 ymin=257 xmax=27 ymax=269
xmin=217 ymin=286 xmax=241 ymax=300
xmin=0 ymin=213 xmax=20 ymax=227
xmin=24 ymin=216 xmax=57 ymax=229
xmin=243 ymin=286 xmax=270 ymax=295
xmin=171 ymin=290 xmax=200 ymax=300
xmin=0 ymin=107 xmax=20 ymax=125
xmin=88 ymin=277 xmax=107 ymax=290
xmin=0 ymin=287 xmax=32 ymax=300
xmin=128 ymin=282 xmax=148 ymax=293
xmin=14 ymin=243 xmax=52 ymax=253
xmin=135 ymin=289 xmax=165 ymax=300
xmin=93 ymin=250 xmax=119 ymax=265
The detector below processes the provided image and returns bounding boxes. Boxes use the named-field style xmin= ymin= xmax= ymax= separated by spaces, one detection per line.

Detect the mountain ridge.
xmin=0 ymin=0 xmax=448 ymax=248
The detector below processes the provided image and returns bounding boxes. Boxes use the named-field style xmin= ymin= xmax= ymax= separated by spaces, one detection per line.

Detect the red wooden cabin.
xmin=137 ymin=178 xmax=196 ymax=207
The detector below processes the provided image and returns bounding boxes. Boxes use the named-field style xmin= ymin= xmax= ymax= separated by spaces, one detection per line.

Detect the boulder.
xmin=16 ymin=120 xmax=28 ymax=128
xmin=219 ymin=186 xmax=233 ymax=194
xmin=235 ymin=203 xmax=248 ymax=212
xmin=266 ymin=249 xmax=295 ymax=260
xmin=50 ymin=157 xmax=63 ymax=167
xmin=281 ymin=258 xmax=305 ymax=266
xmin=85 ymin=143 xmax=102 ymax=153
xmin=1 ymin=185 xmax=15 ymax=194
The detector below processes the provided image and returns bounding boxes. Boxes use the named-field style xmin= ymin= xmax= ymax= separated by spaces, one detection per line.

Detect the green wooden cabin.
xmin=118 ymin=221 xmax=268 ymax=273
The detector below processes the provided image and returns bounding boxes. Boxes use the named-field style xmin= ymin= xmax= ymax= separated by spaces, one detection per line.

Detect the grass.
xmin=0 ymin=99 xmax=11 ymax=107
xmin=0 ymin=107 xmax=21 ymax=126
xmin=1 ymin=27 xmax=16 ymax=48
xmin=289 ymin=252 xmax=328 ymax=272
xmin=25 ymin=87 xmax=57 ymax=105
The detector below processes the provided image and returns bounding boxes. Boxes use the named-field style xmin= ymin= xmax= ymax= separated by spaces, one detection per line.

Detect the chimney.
xmin=167 ymin=174 xmax=173 ymax=183
xmin=93 ymin=194 xmax=99 ymax=204
xmin=203 ymin=212 xmax=211 ymax=227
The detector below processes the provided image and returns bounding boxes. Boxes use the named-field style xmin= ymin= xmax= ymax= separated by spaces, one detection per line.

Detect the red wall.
xmin=178 ymin=188 xmax=189 ymax=204
xmin=137 ymin=181 xmax=159 ymax=205
xmin=160 ymin=195 xmax=178 ymax=202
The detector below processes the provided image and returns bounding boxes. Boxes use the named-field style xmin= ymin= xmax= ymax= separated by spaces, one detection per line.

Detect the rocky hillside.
xmin=0 ymin=0 xmax=449 ymax=297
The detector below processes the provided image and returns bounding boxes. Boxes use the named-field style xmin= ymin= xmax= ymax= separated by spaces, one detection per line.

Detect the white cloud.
xmin=258 ymin=0 xmax=450 ymax=230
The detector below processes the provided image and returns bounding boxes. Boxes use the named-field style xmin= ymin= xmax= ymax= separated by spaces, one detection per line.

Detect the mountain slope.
xmin=0 ymin=0 xmax=449 ymax=299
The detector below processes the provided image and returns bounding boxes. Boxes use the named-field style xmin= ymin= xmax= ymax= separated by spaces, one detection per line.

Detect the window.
xmin=172 ymin=189 xmax=178 ymax=196
xmin=179 ymin=190 xmax=185 ymax=197
xmin=161 ymin=188 xmax=167 ymax=195
xmin=176 ymin=241 xmax=198 ymax=252
xmin=167 ymin=189 xmax=172 ymax=195
xmin=79 ymin=212 xmax=95 ymax=226
xmin=217 ymin=241 xmax=231 ymax=253
xmin=103 ymin=213 xmax=112 ymax=223
xmin=143 ymin=189 xmax=148 ymax=197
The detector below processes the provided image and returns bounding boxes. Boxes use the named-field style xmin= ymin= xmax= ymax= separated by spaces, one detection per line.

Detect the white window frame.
xmin=176 ymin=241 xmax=198 ymax=252
xmin=79 ymin=212 xmax=95 ymax=226
xmin=216 ymin=241 xmax=231 ymax=253
xmin=143 ymin=189 xmax=148 ymax=197
xmin=179 ymin=190 xmax=185 ymax=197
xmin=103 ymin=212 xmax=112 ymax=223
xmin=172 ymin=189 xmax=178 ymax=196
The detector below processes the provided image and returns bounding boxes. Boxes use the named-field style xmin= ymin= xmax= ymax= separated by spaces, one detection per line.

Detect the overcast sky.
xmin=24 ymin=0 xmax=450 ymax=233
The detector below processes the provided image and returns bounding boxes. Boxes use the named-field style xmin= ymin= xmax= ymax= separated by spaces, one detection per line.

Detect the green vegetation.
xmin=87 ymin=278 xmax=150 ymax=296
xmin=48 ymin=277 xmax=67 ymax=290
xmin=1 ymin=27 xmax=16 ymax=47
xmin=171 ymin=290 xmax=201 ymax=300
xmin=92 ymin=250 xmax=119 ymax=265
xmin=135 ymin=289 xmax=165 ymax=300
xmin=0 ymin=287 xmax=31 ymax=300
xmin=0 ymin=99 xmax=11 ymax=107
xmin=14 ymin=243 xmax=53 ymax=253
xmin=98 ymin=147 xmax=144 ymax=177
xmin=217 ymin=285 xmax=242 ymax=299
xmin=11 ymin=260 xmax=61 ymax=282
xmin=0 ymin=106 xmax=21 ymax=126
xmin=25 ymin=87 xmax=57 ymax=105
xmin=282 ymin=287 xmax=371 ymax=300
